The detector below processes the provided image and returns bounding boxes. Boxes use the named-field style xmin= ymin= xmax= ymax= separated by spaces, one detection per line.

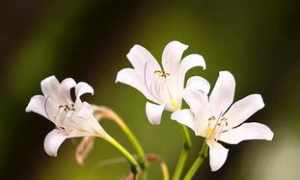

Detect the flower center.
xmin=154 ymin=70 xmax=170 ymax=79
xmin=170 ymin=99 xmax=180 ymax=111
xmin=58 ymin=103 xmax=75 ymax=112
xmin=206 ymin=127 xmax=216 ymax=140
xmin=205 ymin=116 xmax=228 ymax=140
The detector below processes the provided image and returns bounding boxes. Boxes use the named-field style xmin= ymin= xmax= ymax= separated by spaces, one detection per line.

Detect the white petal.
xmin=115 ymin=68 xmax=159 ymax=103
xmin=115 ymin=68 xmax=144 ymax=93
xmin=181 ymin=54 xmax=206 ymax=73
xmin=209 ymin=71 xmax=235 ymax=116
xmin=75 ymin=101 xmax=94 ymax=118
xmin=183 ymin=89 xmax=209 ymax=117
xmin=183 ymin=89 xmax=210 ymax=135
xmin=207 ymin=141 xmax=229 ymax=171
xmin=186 ymin=76 xmax=210 ymax=94
xmin=44 ymin=96 xmax=61 ymax=122
xmin=162 ymin=41 xmax=188 ymax=74
xmin=145 ymin=102 xmax=165 ymax=125
xmin=171 ymin=109 xmax=195 ymax=132
xmin=127 ymin=44 xmax=160 ymax=73
xmin=218 ymin=122 xmax=274 ymax=144
xmin=224 ymin=94 xmax=265 ymax=128
xmin=61 ymin=78 xmax=76 ymax=90
xmin=69 ymin=102 xmax=105 ymax=136
xmin=60 ymin=78 xmax=76 ymax=100
xmin=44 ymin=129 xmax=68 ymax=157
xmin=25 ymin=95 xmax=47 ymax=118
xmin=41 ymin=76 xmax=60 ymax=97
xmin=75 ymin=82 xmax=94 ymax=98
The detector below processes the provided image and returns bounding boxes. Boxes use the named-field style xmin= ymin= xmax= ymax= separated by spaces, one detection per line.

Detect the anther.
xmin=154 ymin=70 xmax=170 ymax=78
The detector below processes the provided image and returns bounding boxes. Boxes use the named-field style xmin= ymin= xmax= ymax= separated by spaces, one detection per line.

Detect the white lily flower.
xmin=116 ymin=41 xmax=208 ymax=124
xmin=26 ymin=76 xmax=107 ymax=157
xmin=171 ymin=71 xmax=273 ymax=171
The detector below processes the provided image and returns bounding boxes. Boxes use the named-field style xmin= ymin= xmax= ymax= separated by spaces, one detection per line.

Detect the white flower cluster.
xmin=116 ymin=41 xmax=273 ymax=171
xmin=26 ymin=40 xmax=273 ymax=172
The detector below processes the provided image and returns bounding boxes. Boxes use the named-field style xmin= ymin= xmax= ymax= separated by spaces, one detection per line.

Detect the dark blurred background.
xmin=1 ymin=0 xmax=300 ymax=179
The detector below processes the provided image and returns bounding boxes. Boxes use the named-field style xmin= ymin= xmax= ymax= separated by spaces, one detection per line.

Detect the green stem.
xmin=93 ymin=105 xmax=146 ymax=168
xmin=172 ymin=125 xmax=192 ymax=180
xmin=102 ymin=135 xmax=140 ymax=175
xmin=120 ymin=120 xmax=146 ymax=168
xmin=183 ymin=142 xmax=208 ymax=180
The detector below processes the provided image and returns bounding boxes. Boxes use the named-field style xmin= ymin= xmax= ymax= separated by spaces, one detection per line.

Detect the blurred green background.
xmin=1 ymin=0 xmax=299 ymax=179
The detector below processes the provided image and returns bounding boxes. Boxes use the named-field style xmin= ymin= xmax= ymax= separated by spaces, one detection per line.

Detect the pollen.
xmin=206 ymin=127 xmax=216 ymax=140
xmin=170 ymin=99 xmax=178 ymax=110
xmin=154 ymin=70 xmax=170 ymax=78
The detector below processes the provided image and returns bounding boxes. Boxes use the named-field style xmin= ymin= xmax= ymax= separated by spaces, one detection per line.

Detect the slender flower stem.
xmin=161 ymin=160 xmax=170 ymax=180
xmin=92 ymin=105 xmax=146 ymax=168
xmin=146 ymin=154 xmax=170 ymax=180
xmin=183 ymin=142 xmax=208 ymax=180
xmin=172 ymin=125 xmax=192 ymax=180
xmin=102 ymin=134 xmax=140 ymax=175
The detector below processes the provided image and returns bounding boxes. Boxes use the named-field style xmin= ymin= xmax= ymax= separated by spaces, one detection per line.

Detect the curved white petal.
xmin=207 ymin=141 xmax=229 ymax=171
xmin=181 ymin=54 xmax=206 ymax=73
xmin=224 ymin=94 xmax=265 ymax=128
xmin=209 ymin=71 xmax=235 ymax=116
xmin=75 ymin=102 xmax=94 ymax=118
xmin=115 ymin=68 xmax=158 ymax=103
xmin=162 ymin=41 xmax=188 ymax=73
xmin=75 ymin=82 xmax=94 ymax=98
xmin=127 ymin=44 xmax=161 ymax=73
xmin=61 ymin=78 xmax=76 ymax=90
xmin=145 ymin=102 xmax=165 ymax=125
xmin=44 ymin=129 xmax=68 ymax=157
xmin=25 ymin=95 xmax=47 ymax=118
xmin=115 ymin=68 xmax=144 ymax=93
xmin=183 ymin=89 xmax=210 ymax=135
xmin=43 ymin=96 xmax=61 ymax=122
xmin=41 ymin=76 xmax=60 ymax=97
xmin=219 ymin=122 xmax=274 ymax=144
xmin=171 ymin=109 xmax=195 ymax=132
xmin=186 ymin=76 xmax=210 ymax=94
xmin=183 ymin=89 xmax=209 ymax=116
xmin=61 ymin=78 xmax=76 ymax=99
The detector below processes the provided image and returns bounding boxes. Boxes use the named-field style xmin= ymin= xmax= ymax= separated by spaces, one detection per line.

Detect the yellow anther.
xmin=206 ymin=128 xmax=216 ymax=140
xmin=154 ymin=70 xmax=170 ymax=78
xmin=170 ymin=99 xmax=179 ymax=110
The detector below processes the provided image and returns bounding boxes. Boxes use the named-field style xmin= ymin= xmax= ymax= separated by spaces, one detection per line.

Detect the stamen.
xmin=58 ymin=104 xmax=76 ymax=112
xmin=154 ymin=70 xmax=170 ymax=78
xmin=205 ymin=116 xmax=229 ymax=140
xmin=206 ymin=128 xmax=215 ymax=139
xmin=208 ymin=116 xmax=216 ymax=121
xmin=170 ymin=99 xmax=178 ymax=110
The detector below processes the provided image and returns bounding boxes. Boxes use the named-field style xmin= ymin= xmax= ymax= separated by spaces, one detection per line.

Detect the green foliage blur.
xmin=1 ymin=0 xmax=299 ymax=179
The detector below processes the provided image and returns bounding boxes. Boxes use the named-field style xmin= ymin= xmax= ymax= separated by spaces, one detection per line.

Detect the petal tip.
xmin=44 ymin=129 xmax=67 ymax=157
xmin=115 ymin=69 xmax=124 ymax=84
xmin=256 ymin=94 xmax=265 ymax=109
xmin=219 ymin=71 xmax=234 ymax=79
xmin=25 ymin=98 xmax=33 ymax=112
xmin=40 ymin=75 xmax=57 ymax=86
xmin=266 ymin=129 xmax=274 ymax=141
xmin=168 ymin=40 xmax=188 ymax=49
xmin=196 ymin=54 xmax=206 ymax=69
xmin=76 ymin=82 xmax=94 ymax=98
xmin=248 ymin=94 xmax=265 ymax=110
xmin=25 ymin=95 xmax=47 ymax=118
xmin=25 ymin=106 xmax=31 ymax=113
xmin=126 ymin=44 xmax=143 ymax=59
xmin=145 ymin=102 xmax=165 ymax=125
